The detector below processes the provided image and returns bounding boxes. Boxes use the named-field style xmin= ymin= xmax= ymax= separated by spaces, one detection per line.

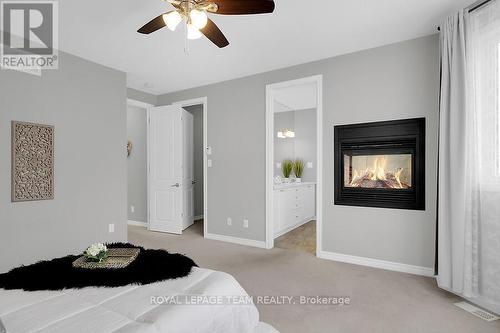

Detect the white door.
xmin=148 ymin=105 xmax=184 ymax=234
xmin=182 ymin=110 xmax=195 ymax=229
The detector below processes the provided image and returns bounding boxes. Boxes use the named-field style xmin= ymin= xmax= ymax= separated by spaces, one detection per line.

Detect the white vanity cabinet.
xmin=273 ymin=183 xmax=316 ymax=238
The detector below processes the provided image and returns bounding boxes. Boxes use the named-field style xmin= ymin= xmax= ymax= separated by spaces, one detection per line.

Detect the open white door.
xmin=182 ymin=111 xmax=195 ymax=230
xmin=148 ymin=105 xmax=194 ymax=234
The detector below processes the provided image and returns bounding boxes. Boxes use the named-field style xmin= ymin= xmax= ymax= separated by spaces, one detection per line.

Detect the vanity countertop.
xmin=274 ymin=182 xmax=316 ymax=190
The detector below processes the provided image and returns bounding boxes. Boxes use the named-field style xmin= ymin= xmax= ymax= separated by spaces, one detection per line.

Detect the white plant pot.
xmin=295 ymin=178 xmax=302 ymax=183
xmin=283 ymin=178 xmax=291 ymax=183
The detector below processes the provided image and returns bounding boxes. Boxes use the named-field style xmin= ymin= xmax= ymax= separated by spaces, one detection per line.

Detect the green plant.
xmin=282 ymin=160 xmax=294 ymax=178
xmin=294 ymin=159 xmax=304 ymax=178
xmin=84 ymin=243 xmax=109 ymax=263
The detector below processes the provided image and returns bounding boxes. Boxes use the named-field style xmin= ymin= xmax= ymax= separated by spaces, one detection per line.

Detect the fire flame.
xmin=349 ymin=157 xmax=407 ymax=189
xmin=370 ymin=158 xmax=387 ymax=181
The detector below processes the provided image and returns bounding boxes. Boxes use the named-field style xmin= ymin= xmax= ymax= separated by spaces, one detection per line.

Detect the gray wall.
xmin=127 ymin=88 xmax=157 ymax=106
xmin=0 ymin=51 xmax=128 ymax=273
xmin=184 ymin=105 xmax=204 ymax=218
xmin=127 ymin=105 xmax=148 ymax=223
xmin=274 ymin=109 xmax=317 ymax=182
xmin=295 ymin=109 xmax=317 ymax=182
xmin=158 ymin=35 xmax=439 ymax=269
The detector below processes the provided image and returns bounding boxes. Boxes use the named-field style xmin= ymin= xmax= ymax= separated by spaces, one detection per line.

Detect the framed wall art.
xmin=11 ymin=121 xmax=54 ymax=202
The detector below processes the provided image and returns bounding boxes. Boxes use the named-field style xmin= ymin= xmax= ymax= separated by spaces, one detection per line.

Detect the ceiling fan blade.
xmin=137 ymin=12 xmax=170 ymax=34
xmin=210 ymin=0 xmax=275 ymax=15
xmin=200 ymin=19 xmax=229 ymax=48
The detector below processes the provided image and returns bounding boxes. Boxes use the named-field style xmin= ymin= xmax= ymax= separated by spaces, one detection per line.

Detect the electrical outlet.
xmin=108 ymin=224 xmax=115 ymax=233
xmin=276 ymin=162 xmax=282 ymax=169
xmin=307 ymin=162 xmax=313 ymax=169
xmin=227 ymin=217 xmax=232 ymax=226
xmin=130 ymin=205 xmax=135 ymax=213
xmin=243 ymin=219 xmax=249 ymax=228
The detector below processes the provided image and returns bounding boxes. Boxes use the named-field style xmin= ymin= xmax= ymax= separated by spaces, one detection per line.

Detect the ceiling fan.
xmin=137 ymin=0 xmax=275 ymax=48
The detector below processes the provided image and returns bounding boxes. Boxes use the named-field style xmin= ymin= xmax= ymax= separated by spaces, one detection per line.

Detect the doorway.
xmin=127 ymin=99 xmax=154 ymax=228
xmin=265 ymin=76 xmax=323 ymax=255
xmin=172 ymin=98 xmax=208 ymax=237
xmin=127 ymin=98 xmax=207 ymax=237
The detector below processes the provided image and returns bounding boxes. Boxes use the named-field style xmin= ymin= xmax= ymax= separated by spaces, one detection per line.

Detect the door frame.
xmin=172 ymin=97 xmax=208 ymax=238
xmin=127 ymin=98 xmax=154 ymax=228
xmin=265 ymin=75 xmax=323 ymax=255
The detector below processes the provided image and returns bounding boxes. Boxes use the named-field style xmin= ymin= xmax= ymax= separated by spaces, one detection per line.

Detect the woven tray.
xmin=72 ymin=248 xmax=140 ymax=269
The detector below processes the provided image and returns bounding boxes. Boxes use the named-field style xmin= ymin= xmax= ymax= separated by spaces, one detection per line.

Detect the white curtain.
xmin=438 ymin=1 xmax=500 ymax=314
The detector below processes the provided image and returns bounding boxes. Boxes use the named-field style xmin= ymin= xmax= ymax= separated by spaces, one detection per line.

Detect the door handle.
xmin=192 ymin=180 xmax=197 ymax=185
xmin=171 ymin=183 xmax=180 ymax=188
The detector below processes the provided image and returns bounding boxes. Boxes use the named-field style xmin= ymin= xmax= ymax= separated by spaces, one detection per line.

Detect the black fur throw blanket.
xmin=0 ymin=243 xmax=197 ymax=291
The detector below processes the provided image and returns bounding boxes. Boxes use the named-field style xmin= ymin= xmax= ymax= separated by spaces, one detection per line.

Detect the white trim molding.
xmin=127 ymin=220 xmax=148 ymax=227
xmin=128 ymin=98 xmax=154 ymax=231
xmin=127 ymin=98 xmax=154 ymax=109
xmin=205 ymin=233 xmax=267 ymax=249
xmin=266 ymin=75 xmax=323 ymax=251
xmin=318 ymin=250 xmax=435 ymax=277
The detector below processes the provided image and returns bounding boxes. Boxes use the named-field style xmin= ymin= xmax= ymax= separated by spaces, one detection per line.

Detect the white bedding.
xmin=0 ymin=267 xmax=278 ymax=333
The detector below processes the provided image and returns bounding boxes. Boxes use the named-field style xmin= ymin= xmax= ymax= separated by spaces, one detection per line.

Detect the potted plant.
xmin=84 ymin=243 xmax=108 ymax=263
xmin=282 ymin=160 xmax=294 ymax=183
xmin=294 ymin=159 xmax=304 ymax=183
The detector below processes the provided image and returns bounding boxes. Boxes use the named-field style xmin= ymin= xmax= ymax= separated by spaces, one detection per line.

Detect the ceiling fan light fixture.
xmin=187 ymin=23 xmax=202 ymax=39
xmin=163 ymin=11 xmax=182 ymax=31
xmin=189 ymin=9 xmax=208 ymax=29
xmin=138 ymin=0 xmax=275 ymax=48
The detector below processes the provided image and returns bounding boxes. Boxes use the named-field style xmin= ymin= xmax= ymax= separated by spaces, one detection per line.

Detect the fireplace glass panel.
xmin=344 ymin=154 xmax=412 ymax=189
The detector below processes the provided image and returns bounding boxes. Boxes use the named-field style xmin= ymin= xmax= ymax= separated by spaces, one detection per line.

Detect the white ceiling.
xmin=58 ymin=0 xmax=471 ymax=95
xmin=274 ymin=83 xmax=317 ymax=112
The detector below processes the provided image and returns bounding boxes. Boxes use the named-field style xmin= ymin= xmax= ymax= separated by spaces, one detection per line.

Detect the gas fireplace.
xmin=334 ymin=118 xmax=425 ymax=210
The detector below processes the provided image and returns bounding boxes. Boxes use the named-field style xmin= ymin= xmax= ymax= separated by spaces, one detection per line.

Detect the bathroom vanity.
xmin=273 ymin=182 xmax=316 ymax=238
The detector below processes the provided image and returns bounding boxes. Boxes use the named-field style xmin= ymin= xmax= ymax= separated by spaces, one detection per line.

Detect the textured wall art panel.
xmin=11 ymin=121 xmax=54 ymax=202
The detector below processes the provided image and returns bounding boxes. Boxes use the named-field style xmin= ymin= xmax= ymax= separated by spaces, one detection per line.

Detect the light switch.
xmin=307 ymin=162 xmax=313 ymax=169
xmin=208 ymin=159 xmax=212 ymax=168
xmin=276 ymin=162 xmax=282 ymax=169
xmin=130 ymin=205 xmax=135 ymax=213
xmin=109 ymin=224 xmax=115 ymax=233
xmin=227 ymin=217 xmax=232 ymax=226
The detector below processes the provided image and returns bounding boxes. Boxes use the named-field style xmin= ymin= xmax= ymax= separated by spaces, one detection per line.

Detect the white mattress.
xmin=0 ymin=267 xmax=277 ymax=333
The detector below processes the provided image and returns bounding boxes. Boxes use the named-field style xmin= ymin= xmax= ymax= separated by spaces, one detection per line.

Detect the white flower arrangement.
xmin=84 ymin=243 xmax=108 ymax=262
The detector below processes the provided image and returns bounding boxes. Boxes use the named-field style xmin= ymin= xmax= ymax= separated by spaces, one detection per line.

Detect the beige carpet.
xmin=275 ymin=221 xmax=316 ymax=254
xmin=129 ymin=222 xmax=500 ymax=333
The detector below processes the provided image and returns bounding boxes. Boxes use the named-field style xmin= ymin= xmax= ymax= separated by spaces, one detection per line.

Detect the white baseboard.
xmin=205 ymin=232 xmax=267 ymax=249
xmin=127 ymin=220 xmax=148 ymax=227
xmin=194 ymin=215 xmax=204 ymax=221
xmin=317 ymin=250 xmax=435 ymax=277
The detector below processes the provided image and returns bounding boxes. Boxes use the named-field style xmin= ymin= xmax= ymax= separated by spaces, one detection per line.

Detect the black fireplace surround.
xmin=334 ymin=118 xmax=425 ymax=210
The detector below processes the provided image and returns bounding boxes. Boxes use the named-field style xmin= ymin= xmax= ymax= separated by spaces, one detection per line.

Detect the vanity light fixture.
xmin=277 ymin=129 xmax=295 ymax=138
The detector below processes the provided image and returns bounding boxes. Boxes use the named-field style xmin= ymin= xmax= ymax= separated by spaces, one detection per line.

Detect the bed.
xmin=0 ymin=267 xmax=278 ymax=333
